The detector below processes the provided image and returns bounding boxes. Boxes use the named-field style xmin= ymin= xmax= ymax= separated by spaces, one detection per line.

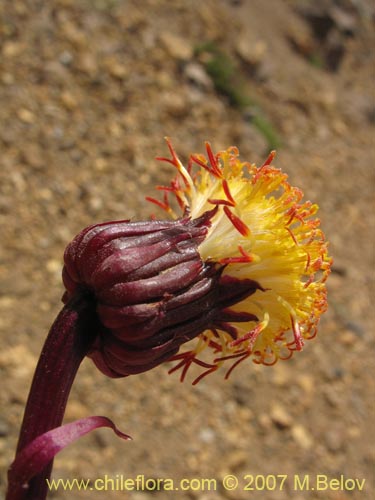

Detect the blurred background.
xmin=0 ymin=0 xmax=374 ymax=499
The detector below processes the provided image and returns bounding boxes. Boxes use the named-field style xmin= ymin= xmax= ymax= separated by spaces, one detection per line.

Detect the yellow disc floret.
xmin=147 ymin=138 xmax=332 ymax=382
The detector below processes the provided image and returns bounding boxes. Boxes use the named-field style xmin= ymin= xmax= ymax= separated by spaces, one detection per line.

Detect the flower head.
xmin=61 ymin=139 xmax=331 ymax=384
xmin=147 ymin=139 xmax=332 ymax=382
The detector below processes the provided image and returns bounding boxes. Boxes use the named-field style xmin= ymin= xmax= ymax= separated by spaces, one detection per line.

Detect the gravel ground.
xmin=1 ymin=1 xmax=374 ymax=499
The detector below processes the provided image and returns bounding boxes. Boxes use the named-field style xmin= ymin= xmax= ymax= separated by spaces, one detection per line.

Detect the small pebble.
xmin=291 ymin=425 xmax=313 ymax=450
xmin=270 ymin=403 xmax=293 ymax=429
xmin=159 ymin=32 xmax=193 ymax=61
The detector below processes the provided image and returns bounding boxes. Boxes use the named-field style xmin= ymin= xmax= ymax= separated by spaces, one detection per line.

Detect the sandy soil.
xmin=1 ymin=1 xmax=374 ymax=499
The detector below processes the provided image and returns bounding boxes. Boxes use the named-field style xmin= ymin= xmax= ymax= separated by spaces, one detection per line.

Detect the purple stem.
xmin=7 ymin=293 xmax=98 ymax=500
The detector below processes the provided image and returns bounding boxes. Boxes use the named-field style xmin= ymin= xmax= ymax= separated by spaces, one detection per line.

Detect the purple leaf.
xmin=8 ymin=416 xmax=131 ymax=488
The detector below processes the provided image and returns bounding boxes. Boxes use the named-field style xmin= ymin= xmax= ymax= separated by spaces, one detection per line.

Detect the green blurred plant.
xmin=308 ymin=52 xmax=325 ymax=69
xmin=195 ymin=42 xmax=282 ymax=150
